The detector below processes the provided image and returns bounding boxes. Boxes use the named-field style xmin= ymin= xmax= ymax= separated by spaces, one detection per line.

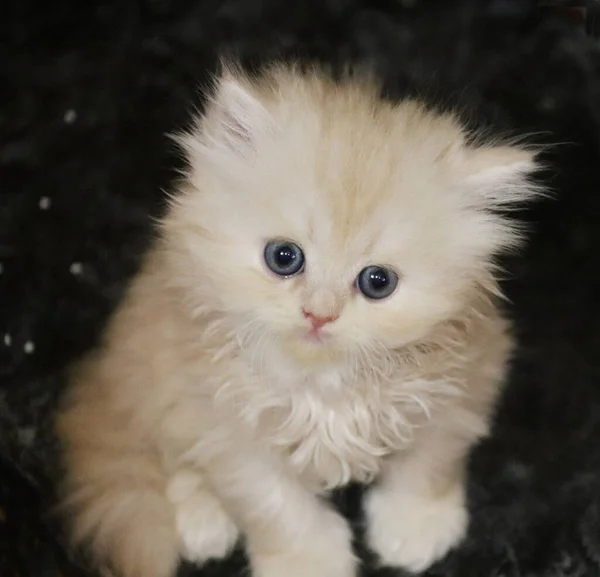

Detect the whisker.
xmin=236 ymin=317 xmax=264 ymax=350
xmin=250 ymin=328 xmax=268 ymax=373
xmin=258 ymin=331 xmax=273 ymax=382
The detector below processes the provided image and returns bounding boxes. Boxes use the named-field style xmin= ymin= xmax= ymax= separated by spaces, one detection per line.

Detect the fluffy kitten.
xmin=56 ymin=62 xmax=541 ymax=577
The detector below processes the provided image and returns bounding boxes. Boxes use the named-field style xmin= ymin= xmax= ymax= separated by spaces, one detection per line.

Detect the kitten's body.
xmin=57 ymin=64 xmax=540 ymax=577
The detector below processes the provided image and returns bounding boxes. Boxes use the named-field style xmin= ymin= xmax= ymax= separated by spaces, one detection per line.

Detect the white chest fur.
xmin=229 ymin=363 xmax=461 ymax=490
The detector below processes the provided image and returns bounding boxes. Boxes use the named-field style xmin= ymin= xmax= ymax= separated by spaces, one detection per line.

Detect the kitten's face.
xmin=169 ymin=65 xmax=538 ymax=369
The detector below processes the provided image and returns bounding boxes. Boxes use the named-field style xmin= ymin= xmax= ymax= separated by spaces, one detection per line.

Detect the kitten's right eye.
xmin=264 ymin=240 xmax=305 ymax=277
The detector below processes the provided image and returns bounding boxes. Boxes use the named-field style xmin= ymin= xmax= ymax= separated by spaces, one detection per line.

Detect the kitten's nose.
xmin=302 ymin=309 xmax=339 ymax=331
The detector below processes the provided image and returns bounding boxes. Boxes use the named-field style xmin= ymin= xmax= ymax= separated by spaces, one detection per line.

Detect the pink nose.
xmin=302 ymin=309 xmax=339 ymax=330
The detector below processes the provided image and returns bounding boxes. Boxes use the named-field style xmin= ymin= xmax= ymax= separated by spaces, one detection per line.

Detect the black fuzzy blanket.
xmin=2 ymin=1 xmax=600 ymax=576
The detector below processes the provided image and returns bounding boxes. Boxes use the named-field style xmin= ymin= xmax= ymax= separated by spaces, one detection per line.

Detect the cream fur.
xmin=56 ymin=62 xmax=541 ymax=577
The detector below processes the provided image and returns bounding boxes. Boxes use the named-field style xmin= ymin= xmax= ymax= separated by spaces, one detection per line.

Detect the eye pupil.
xmin=275 ymin=246 xmax=295 ymax=267
xmin=357 ymin=266 xmax=398 ymax=300
xmin=369 ymin=270 xmax=388 ymax=290
xmin=264 ymin=240 xmax=305 ymax=277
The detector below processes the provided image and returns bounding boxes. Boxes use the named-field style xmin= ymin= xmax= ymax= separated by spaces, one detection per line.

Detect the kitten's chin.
xmin=278 ymin=332 xmax=345 ymax=367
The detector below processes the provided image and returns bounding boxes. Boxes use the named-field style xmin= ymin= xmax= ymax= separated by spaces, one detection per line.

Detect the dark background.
xmin=2 ymin=1 xmax=600 ymax=576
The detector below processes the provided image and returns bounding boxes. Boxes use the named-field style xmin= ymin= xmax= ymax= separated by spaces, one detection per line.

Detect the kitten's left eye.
xmin=264 ymin=240 xmax=305 ymax=277
xmin=356 ymin=266 xmax=398 ymax=300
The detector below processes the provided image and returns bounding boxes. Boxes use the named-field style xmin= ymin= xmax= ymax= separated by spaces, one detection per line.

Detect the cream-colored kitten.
xmin=56 ymin=62 xmax=541 ymax=577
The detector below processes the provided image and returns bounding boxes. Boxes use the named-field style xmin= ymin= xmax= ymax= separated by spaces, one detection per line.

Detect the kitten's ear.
xmin=462 ymin=145 xmax=542 ymax=208
xmin=204 ymin=66 xmax=273 ymax=158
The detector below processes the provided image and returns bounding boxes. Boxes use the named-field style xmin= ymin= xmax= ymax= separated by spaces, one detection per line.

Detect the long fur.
xmin=56 ymin=61 xmax=542 ymax=577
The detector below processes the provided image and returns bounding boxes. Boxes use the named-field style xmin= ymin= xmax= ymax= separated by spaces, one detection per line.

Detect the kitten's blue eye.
xmin=264 ymin=240 xmax=305 ymax=277
xmin=357 ymin=266 xmax=398 ymax=300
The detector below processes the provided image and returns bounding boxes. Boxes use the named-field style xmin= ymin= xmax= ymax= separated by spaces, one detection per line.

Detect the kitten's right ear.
xmin=175 ymin=63 xmax=274 ymax=168
xmin=203 ymin=65 xmax=274 ymax=159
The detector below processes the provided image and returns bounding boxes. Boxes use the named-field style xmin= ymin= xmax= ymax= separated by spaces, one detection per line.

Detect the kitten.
xmin=56 ymin=62 xmax=541 ymax=577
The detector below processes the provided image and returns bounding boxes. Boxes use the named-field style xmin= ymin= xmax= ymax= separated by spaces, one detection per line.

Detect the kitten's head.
xmin=166 ymin=63 xmax=541 ymax=369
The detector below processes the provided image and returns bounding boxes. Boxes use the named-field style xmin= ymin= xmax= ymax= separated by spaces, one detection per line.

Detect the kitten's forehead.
xmin=274 ymin=114 xmax=459 ymax=257
xmin=255 ymin=75 xmax=469 ymax=246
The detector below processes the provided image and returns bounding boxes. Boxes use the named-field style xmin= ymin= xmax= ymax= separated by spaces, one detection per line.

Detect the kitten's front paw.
xmin=167 ymin=471 xmax=239 ymax=564
xmin=250 ymin=510 xmax=356 ymax=577
xmin=365 ymin=483 xmax=467 ymax=574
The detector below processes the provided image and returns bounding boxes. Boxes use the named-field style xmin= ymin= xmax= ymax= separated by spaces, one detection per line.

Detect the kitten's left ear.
xmin=462 ymin=145 xmax=542 ymax=208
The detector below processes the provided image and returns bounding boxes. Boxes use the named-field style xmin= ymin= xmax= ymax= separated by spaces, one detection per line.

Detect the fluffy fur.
xmin=56 ymin=62 xmax=542 ymax=577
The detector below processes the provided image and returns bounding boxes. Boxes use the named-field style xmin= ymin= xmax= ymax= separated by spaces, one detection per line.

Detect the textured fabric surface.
xmin=2 ymin=1 xmax=600 ymax=576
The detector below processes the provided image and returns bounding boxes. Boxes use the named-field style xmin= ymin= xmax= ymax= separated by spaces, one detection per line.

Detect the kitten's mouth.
xmin=280 ymin=328 xmax=341 ymax=365
xmin=301 ymin=328 xmax=329 ymax=344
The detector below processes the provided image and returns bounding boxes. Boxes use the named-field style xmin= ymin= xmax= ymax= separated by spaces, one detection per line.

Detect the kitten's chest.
xmin=252 ymin=378 xmax=426 ymax=490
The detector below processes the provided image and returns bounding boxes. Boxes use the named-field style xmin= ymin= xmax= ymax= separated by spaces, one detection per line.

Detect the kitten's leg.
xmin=56 ymin=367 xmax=182 ymax=577
xmin=166 ymin=469 xmax=239 ymax=563
xmin=202 ymin=447 xmax=356 ymax=577
xmin=365 ymin=420 xmax=477 ymax=573
xmin=56 ymin=433 xmax=180 ymax=577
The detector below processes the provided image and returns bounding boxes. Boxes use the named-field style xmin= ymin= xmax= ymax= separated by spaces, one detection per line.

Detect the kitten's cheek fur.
xmin=365 ymin=481 xmax=468 ymax=573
